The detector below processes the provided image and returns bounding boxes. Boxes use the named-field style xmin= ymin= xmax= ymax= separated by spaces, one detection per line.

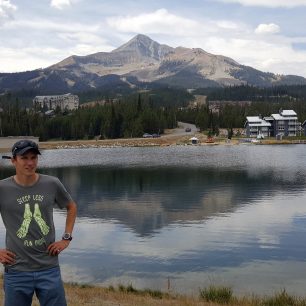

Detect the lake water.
xmin=1 ymin=144 xmax=306 ymax=296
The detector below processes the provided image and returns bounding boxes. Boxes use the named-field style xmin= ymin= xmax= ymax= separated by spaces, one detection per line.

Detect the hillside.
xmin=1 ymin=34 xmax=306 ymax=94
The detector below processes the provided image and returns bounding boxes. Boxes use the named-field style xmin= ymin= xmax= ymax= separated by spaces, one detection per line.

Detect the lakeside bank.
xmin=1 ymin=132 xmax=305 ymax=153
xmin=0 ymin=134 xmax=227 ymax=153
xmin=1 ymin=278 xmax=306 ymax=306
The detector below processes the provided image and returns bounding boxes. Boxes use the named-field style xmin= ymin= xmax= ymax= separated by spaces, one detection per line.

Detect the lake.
xmin=1 ymin=144 xmax=306 ymax=296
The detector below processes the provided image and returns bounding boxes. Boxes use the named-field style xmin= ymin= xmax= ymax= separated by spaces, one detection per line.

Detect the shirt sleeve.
xmin=54 ymin=178 xmax=73 ymax=209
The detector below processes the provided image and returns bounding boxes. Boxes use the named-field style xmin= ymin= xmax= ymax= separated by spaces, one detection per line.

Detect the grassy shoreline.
xmin=1 ymin=279 xmax=306 ymax=306
xmin=1 ymin=134 xmax=305 ymax=153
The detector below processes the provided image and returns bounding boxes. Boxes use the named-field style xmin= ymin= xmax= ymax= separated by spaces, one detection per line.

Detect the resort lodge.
xmin=245 ymin=109 xmax=300 ymax=138
xmin=33 ymin=93 xmax=79 ymax=111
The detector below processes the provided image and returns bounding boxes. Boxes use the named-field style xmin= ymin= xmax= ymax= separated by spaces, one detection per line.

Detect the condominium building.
xmin=244 ymin=116 xmax=271 ymax=138
xmin=33 ymin=93 xmax=79 ymax=111
xmin=245 ymin=110 xmax=300 ymax=138
xmin=270 ymin=110 xmax=299 ymax=137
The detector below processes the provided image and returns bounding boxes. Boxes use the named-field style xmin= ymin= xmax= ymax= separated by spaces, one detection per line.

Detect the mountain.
xmin=1 ymin=34 xmax=306 ymax=94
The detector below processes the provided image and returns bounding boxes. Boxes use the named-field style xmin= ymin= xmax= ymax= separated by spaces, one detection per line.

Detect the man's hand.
xmin=0 ymin=249 xmax=16 ymax=265
xmin=47 ymin=240 xmax=70 ymax=256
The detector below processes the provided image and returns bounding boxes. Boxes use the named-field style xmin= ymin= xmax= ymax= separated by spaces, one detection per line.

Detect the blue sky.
xmin=1 ymin=0 xmax=306 ymax=77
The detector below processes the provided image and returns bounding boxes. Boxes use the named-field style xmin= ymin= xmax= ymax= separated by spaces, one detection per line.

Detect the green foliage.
xmin=3 ymin=85 xmax=306 ymax=138
xmin=0 ymin=92 xmax=176 ymax=140
xmin=262 ymin=289 xmax=299 ymax=306
xmin=194 ymin=84 xmax=306 ymax=102
xmin=195 ymin=106 xmax=209 ymax=131
xmin=116 ymin=284 xmax=165 ymax=299
xmin=199 ymin=285 xmax=233 ymax=304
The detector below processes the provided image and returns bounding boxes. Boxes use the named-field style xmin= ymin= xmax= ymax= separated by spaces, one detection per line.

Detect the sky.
xmin=1 ymin=0 xmax=306 ymax=77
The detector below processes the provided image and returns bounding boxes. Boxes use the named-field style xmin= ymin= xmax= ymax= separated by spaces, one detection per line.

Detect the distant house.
xmin=245 ymin=109 xmax=300 ymax=138
xmin=244 ymin=116 xmax=271 ymax=138
xmin=270 ymin=110 xmax=299 ymax=137
xmin=33 ymin=93 xmax=79 ymax=111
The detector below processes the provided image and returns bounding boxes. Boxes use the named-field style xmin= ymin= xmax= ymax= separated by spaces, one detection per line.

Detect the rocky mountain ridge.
xmin=1 ymin=34 xmax=306 ymax=94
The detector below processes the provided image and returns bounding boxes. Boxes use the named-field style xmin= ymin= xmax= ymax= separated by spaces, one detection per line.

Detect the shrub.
xmin=199 ymin=285 xmax=233 ymax=304
xmin=262 ymin=289 xmax=297 ymax=306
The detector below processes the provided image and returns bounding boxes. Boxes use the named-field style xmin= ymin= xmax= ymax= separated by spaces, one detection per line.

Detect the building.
xmin=245 ymin=109 xmax=300 ymax=138
xmin=270 ymin=110 xmax=299 ymax=137
xmin=33 ymin=93 xmax=79 ymax=111
xmin=245 ymin=116 xmax=271 ymax=138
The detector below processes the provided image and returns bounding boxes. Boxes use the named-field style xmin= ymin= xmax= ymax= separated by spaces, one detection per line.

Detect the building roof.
xmin=34 ymin=93 xmax=75 ymax=99
xmin=271 ymin=114 xmax=283 ymax=120
xmin=246 ymin=116 xmax=262 ymax=123
xmin=271 ymin=113 xmax=297 ymax=120
xmin=245 ymin=116 xmax=271 ymax=127
xmin=281 ymin=109 xmax=297 ymax=116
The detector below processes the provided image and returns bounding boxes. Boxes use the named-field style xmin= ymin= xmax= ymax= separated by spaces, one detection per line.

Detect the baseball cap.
xmin=11 ymin=140 xmax=41 ymax=157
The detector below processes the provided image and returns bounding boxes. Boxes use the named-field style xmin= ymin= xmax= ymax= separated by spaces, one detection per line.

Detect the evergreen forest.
xmin=1 ymin=85 xmax=306 ymax=140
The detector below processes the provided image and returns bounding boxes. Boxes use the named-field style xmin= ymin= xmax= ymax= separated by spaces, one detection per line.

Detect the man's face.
xmin=11 ymin=151 xmax=38 ymax=177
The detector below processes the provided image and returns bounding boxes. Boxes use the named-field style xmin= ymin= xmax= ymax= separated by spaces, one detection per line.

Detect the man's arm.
xmin=64 ymin=201 xmax=77 ymax=234
xmin=47 ymin=201 xmax=77 ymax=256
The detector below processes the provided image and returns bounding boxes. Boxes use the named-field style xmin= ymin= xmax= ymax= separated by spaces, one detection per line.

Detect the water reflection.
xmin=40 ymin=166 xmax=306 ymax=237
xmin=1 ymin=145 xmax=306 ymax=295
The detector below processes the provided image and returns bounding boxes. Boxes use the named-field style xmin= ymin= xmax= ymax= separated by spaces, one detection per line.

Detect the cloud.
xmin=0 ymin=46 xmax=60 ymax=72
xmin=107 ymin=8 xmax=199 ymax=35
xmin=215 ymin=0 xmax=306 ymax=7
xmin=107 ymin=8 xmax=246 ymax=42
xmin=50 ymin=0 xmax=71 ymax=10
xmin=0 ymin=0 xmax=17 ymax=25
xmin=255 ymin=23 xmax=280 ymax=35
xmin=7 ymin=18 xmax=101 ymax=34
xmin=202 ymin=35 xmax=306 ymax=76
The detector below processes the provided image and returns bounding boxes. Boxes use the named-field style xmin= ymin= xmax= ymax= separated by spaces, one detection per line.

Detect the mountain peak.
xmin=112 ymin=34 xmax=173 ymax=60
xmin=1 ymin=34 xmax=306 ymax=93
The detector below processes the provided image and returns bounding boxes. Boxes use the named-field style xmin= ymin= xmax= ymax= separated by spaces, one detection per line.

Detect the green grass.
xmin=80 ymin=283 xmax=306 ymax=305
xmin=116 ymin=284 xmax=167 ymax=299
xmin=261 ymin=289 xmax=305 ymax=306
xmin=199 ymin=285 xmax=233 ymax=304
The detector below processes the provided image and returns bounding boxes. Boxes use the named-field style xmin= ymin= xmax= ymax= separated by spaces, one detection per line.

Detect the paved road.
xmin=164 ymin=121 xmax=198 ymax=137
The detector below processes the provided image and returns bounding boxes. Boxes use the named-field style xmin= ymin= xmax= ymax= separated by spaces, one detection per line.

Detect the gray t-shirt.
xmin=0 ymin=174 xmax=73 ymax=271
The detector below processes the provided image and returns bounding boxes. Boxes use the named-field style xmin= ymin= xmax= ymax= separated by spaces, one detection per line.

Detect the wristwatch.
xmin=62 ymin=233 xmax=73 ymax=241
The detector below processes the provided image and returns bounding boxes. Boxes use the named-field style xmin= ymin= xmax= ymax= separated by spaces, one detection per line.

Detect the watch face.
xmin=62 ymin=233 xmax=72 ymax=240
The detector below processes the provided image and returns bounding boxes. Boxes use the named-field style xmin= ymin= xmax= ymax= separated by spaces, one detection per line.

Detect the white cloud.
xmin=255 ymin=23 xmax=280 ymax=35
xmin=216 ymin=0 xmax=306 ymax=8
xmin=216 ymin=20 xmax=239 ymax=30
xmin=4 ymin=18 xmax=102 ymax=37
xmin=202 ymin=35 xmax=306 ymax=76
xmin=50 ymin=0 xmax=71 ymax=10
xmin=0 ymin=46 xmax=60 ymax=72
xmin=107 ymin=8 xmax=199 ymax=35
xmin=0 ymin=0 xmax=16 ymax=25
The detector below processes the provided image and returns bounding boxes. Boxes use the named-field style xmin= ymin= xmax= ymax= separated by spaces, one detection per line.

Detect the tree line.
xmin=0 ymin=93 xmax=177 ymax=141
xmin=177 ymin=84 xmax=306 ymax=135
xmin=2 ymin=84 xmax=306 ymax=140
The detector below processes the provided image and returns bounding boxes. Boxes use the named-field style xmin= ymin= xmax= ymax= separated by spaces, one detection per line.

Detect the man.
xmin=0 ymin=139 xmax=77 ymax=306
